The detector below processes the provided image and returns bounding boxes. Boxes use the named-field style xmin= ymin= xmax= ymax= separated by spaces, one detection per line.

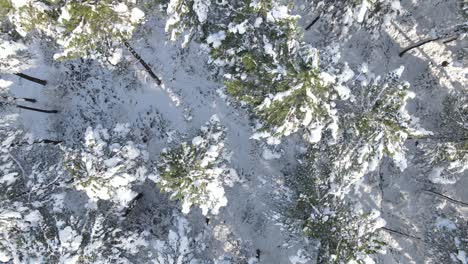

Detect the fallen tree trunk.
xmin=305 ymin=15 xmax=321 ymax=31
xmin=423 ymin=189 xmax=468 ymax=207
xmin=399 ymin=35 xmax=458 ymax=57
xmin=1 ymin=95 xmax=36 ymax=103
xmin=380 ymin=227 xmax=422 ymax=241
xmin=123 ymin=41 xmax=162 ymax=85
xmin=16 ymin=104 xmax=58 ymax=114
xmin=15 ymin=73 xmax=47 ymax=86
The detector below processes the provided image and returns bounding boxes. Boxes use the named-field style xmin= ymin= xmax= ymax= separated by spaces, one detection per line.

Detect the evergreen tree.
xmin=63 ymin=124 xmax=155 ymax=211
xmin=166 ymin=0 xmax=338 ymax=144
xmin=155 ymin=115 xmax=232 ymax=215
xmin=304 ymin=0 xmax=403 ymax=40
xmin=1 ymin=0 xmax=145 ymax=60
xmin=421 ymin=92 xmax=467 ymax=184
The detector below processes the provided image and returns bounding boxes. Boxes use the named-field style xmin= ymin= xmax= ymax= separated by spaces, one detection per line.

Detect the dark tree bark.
xmin=423 ymin=189 xmax=468 ymax=207
xmin=14 ymin=73 xmax=47 ymax=86
xmin=10 ymin=139 xmax=62 ymax=148
xmin=1 ymin=95 xmax=36 ymax=103
xmin=16 ymin=104 xmax=58 ymax=113
xmin=380 ymin=227 xmax=422 ymax=240
xmin=305 ymin=15 xmax=321 ymax=31
xmin=123 ymin=41 xmax=162 ymax=85
xmin=399 ymin=35 xmax=458 ymax=57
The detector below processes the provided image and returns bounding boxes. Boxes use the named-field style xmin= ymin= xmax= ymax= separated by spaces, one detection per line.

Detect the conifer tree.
xmin=155 ymin=115 xmax=232 ymax=215
xmin=63 ymin=124 xmax=155 ymax=211
xmin=1 ymin=0 xmax=145 ymax=60
xmin=166 ymin=0 xmax=338 ymax=144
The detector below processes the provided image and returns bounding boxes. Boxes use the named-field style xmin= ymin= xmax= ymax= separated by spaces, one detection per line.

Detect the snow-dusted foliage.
xmin=151 ymin=213 xmax=205 ymax=263
xmin=63 ymin=124 xmax=154 ymax=210
xmin=300 ymin=67 xmax=418 ymax=197
xmin=297 ymin=197 xmax=386 ymax=264
xmin=291 ymin=147 xmax=387 ymax=264
xmin=0 ymin=39 xmax=37 ymax=74
xmin=2 ymin=0 xmax=145 ymax=60
xmin=166 ymin=0 xmax=338 ymax=144
xmin=165 ymin=0 xmax=210 ymax=41
xmin=426 ymin=215 xmax=468 ymax=264
xmin=155 ymin=115 xmax=231 ymax=215
xmin=285 ymin=66 xmax=422 ymax=263
xmin=306 ymin=0 xmax=403 ymax=40
xmin=422 ymin=92 xmax=467 ymax=184
xmin=0 ymin=122 xmax=74 ymax=263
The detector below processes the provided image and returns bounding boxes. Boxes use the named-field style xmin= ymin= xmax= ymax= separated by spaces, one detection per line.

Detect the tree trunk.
xmin=16 ymin=104 xmax=58 ymax=113
xmin=15 ymin=73 xmax=47 ymax=86
xmin=380 ymin=227 xmax=422 ymax=241
xmin=399 ymin=35 xmax=458 ymax=57
xmin=1 ymin=95 xmax=36 ymax=103
xmin=305 ymin=15 xmax=321 ymax=31
xmin=123 ymin=41 xmax=162 ymax=85
xmin=423 ymin=189 xmax=468 ymax=207
xmin=10 ymin=139 xmax=62 ymax=148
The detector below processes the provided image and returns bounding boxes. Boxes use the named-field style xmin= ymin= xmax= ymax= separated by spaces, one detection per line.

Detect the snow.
xmin=254 ymin=17 xmax=263 ymax=27
xmin=334 ymin=84 xmax=351 ymax=100
xmin=356 ymin=0 xmax=370 ymax=23
xmin=0 ymin=251 xmax=11 ymax=262
xmin=228 ymin=20 xmax=249 ymax=35
xmin=435 ymin=217 xmax=457 ymax=230
xmin=267 ymin=6 xmax=295 ymax=23
xmin=2 ymin=1 xmax=467 ymax=263
xmin=458 ymin=250 xmax=468 ymax=264
xmin=24 ymin=210 xmax=42 ymax=226
xmin=130 ymin=8 xmax=145 ymax=23
xmin=289 ymin=249 xmax=310 ymax=263
xmin=262 ymin=147 xmax=281 ymax=160
xmin=207 ymin=31 xmax=226 ymax=48
xmin=59 ymin=226 xmax=83 ymax=252
xmin=429 ymin=167 xmax=456 ymax=184
xmin=192 ymin=136 xmax=204 ymax=146
xmin=193 ymin=0 xmax=211 ymax=23
xmin=11 ymin=0 xmax=29 ymax=8
xmin=0 ymin=172 xmax=18 ymax=186
xmin=304 ymin=124 xmax=323 ymax=143
xmin=109 ymin=48 xmax=123 ymax=65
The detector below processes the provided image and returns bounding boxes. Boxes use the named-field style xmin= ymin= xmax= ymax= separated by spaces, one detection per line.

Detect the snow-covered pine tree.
xmin=306 ymin=66 xmax=419 ymax=196
xmin=304 ymin=0 xmax=402 ymax=40
xmin=291 ymin=150 xmax=386 ymax=264
xmin=421 ymin=92 xmax=467 ymax=185
xmin=1 ymin=0 xmax=145 ymax=61
xmin=165 ymin=0 xmax=338 ymax=144
xmin=63 ymin=124 xmax=155 ymax=211
xmin=287 ymin=66 xmax=425 ymax=263
xmin=426 ymin=215 xmax=468 ymax=264
xmin=155 ymin=115 xmax=231 ymax=216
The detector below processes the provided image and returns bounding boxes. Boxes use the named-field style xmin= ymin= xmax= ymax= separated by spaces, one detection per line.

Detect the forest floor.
xmin=6 ymin=0 xmax=467 ymax=263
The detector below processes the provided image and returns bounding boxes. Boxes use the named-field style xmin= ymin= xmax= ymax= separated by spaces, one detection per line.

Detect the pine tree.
xmin=155 ymin=115 xmax=232 ymax=215
xmin=2 ymin=0 xmax=145 ymax=60
xmin=166 ymin=0 xmax=337 ymax=144
xmin=63 ymin=124 xmax=155 ymax=211
xmin=420 ymin=92 xmax=467 ymax=184
xmin=305 ymin=0 xmax=403 ymax=40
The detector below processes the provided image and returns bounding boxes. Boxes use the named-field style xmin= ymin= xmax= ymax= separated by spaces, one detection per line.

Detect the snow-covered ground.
xmin=2 ymin=0 xmax=467 ymax=263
